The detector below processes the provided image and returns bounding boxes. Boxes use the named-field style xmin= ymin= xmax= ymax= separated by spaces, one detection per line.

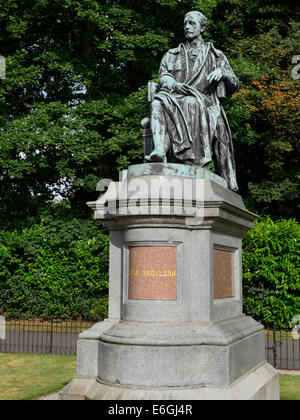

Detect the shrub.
xmin=0 ymin=216 xmax=109 ymax=320
xmin=243 ymin=217 xmax=300 ymax=327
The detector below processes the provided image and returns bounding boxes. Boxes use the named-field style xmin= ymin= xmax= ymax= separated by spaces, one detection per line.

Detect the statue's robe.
xmin=154 ymin=41 xmax=239 ymax=191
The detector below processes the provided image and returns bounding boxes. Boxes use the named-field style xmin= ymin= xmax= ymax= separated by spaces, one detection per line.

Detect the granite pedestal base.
xmin=61 ymin=363 xmax=278 ymax=400
xmin=60 ymin=317 xmax=279 ymax=400
xmin=60 ymin=164 xmax=279 ymax=400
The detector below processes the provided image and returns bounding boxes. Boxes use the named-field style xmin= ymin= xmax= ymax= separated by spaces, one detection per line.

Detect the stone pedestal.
xmin=60 ymin=164 xmax=279 ymax=400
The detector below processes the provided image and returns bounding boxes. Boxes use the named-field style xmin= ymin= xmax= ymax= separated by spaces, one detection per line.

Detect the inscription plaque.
xmin=128 ymin=246 xmax=177 ymax=300
xmin=213 ymin=249 xmax=235 ymax=299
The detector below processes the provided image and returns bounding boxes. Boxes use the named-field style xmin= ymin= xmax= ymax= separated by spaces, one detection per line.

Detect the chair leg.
xmin=143 ymin=128 xmax=154 ymax=162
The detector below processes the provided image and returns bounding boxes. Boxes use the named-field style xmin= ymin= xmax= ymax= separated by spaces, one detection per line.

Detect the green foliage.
xmin=0 ymin=208 xmax=109 ymax=320
xmin=242 ymin=217 xmax=300 ymax=327
xmin=0 ymin=0 xmax=299 ymax=222
xmin=228 ymin=24 xmax=300 ymax=217
xmin=214 ymin=3 xmax=300 ymax=218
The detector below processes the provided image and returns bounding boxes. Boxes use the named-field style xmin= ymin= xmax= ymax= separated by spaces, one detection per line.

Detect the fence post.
xmin=272 ymin=322 xmax=277 ymax=369
xmin=48 ymin=320 xmax=54 ymax=354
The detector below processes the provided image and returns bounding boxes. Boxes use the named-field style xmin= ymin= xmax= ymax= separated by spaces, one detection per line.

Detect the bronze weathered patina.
xmin=146 ymin=11 xmax=239 ymax=191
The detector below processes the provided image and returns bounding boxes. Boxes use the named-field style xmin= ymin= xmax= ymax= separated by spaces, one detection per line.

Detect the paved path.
xmin=38 ymin=393 xmax=60 ymax=400
xmin=278 ymin=369 xmax=300 ymax=375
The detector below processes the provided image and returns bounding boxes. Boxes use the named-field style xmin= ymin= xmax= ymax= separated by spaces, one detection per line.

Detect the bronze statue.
xmin=145 ymin=11 xmax=239 ymax=191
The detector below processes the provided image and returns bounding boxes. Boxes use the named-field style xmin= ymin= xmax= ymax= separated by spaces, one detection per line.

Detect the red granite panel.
xmin=213 ymin=249 xmax=235 ymax=299
xmin=128 ymin=246 xmax=177 ymax=300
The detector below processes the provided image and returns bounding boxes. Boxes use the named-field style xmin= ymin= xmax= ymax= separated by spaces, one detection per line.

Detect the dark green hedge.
xmin=243 ymin=217 xmax=300 ymax=327
xmin=0 ymin=215 xmax=109 ymax=320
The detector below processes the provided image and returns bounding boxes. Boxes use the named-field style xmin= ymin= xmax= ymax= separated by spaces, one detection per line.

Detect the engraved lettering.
xmin=129 ymin=269 xmax=177 ymax=278
xmin=128 ymin=246 xmax=177 ymax=300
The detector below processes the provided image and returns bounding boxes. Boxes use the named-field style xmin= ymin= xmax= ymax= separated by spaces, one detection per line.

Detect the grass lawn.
xmin=279 ymin=374 xmax=300 ymax=400
xmin=0 ymin=353 xmax=76 ymax=400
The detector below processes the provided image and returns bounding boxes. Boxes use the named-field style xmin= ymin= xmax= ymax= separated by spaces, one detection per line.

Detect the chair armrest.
xmin=217 ymin=81 xmax=226 ymax=103
xmin=148 ymin=82 xmax=158 ymax=102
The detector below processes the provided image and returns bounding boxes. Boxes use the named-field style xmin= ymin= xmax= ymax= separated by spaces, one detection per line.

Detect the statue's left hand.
xmin=207 ymin=68 xmax=223 ymax=84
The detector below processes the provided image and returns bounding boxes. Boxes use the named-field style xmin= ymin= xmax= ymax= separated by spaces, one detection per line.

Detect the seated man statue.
xmin=146 ymin=10 xmax=239 ymax=192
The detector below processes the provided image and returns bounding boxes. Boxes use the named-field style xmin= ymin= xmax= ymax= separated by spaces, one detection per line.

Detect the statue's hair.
xmin=184 ymin=11 xmax=207 ymax=31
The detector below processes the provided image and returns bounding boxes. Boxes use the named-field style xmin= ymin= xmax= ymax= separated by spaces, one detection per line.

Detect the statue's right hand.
xmin=173 ymin=82 xmax=190 ymax=95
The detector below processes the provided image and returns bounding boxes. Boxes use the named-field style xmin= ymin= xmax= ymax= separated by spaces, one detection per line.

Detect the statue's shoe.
xmin=183 ymin=159 xmax=194 ymax=166
xmin=145 ymin=151 xmax=166 ymax=163
xmin=199 ymin=156 xmax=212 ymax=168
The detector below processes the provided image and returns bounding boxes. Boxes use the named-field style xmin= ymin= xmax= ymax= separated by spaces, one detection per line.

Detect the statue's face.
xmin=184 ymin=14 xmax=203 ymax=40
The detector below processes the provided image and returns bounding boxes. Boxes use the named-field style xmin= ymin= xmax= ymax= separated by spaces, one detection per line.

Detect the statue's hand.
xmin=207 ymin=68 xmax=223 ymax=84
xmin=173 ymin=82 xmax=190 ymax=95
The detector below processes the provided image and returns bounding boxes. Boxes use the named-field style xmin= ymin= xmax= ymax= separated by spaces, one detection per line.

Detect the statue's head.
xmin=184 ymin=11 xmax=207 ymax=40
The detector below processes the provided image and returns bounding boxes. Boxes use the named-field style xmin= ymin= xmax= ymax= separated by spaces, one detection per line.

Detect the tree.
xmin=209 ymin=1 xmax=300 ymax=217
xmin=0 ymin=0 xmax=217 ymax=226
xmin=0 ymin=0 xmax=298 ymax=227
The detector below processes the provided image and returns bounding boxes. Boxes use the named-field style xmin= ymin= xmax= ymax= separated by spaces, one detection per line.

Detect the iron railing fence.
xmin=264 ymin=322 xmax=300 ymax=370
xmin=0 ymin=319 xmax=299 ymax=370
xmin=0 ymin=319 xmax=96 ymax=356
